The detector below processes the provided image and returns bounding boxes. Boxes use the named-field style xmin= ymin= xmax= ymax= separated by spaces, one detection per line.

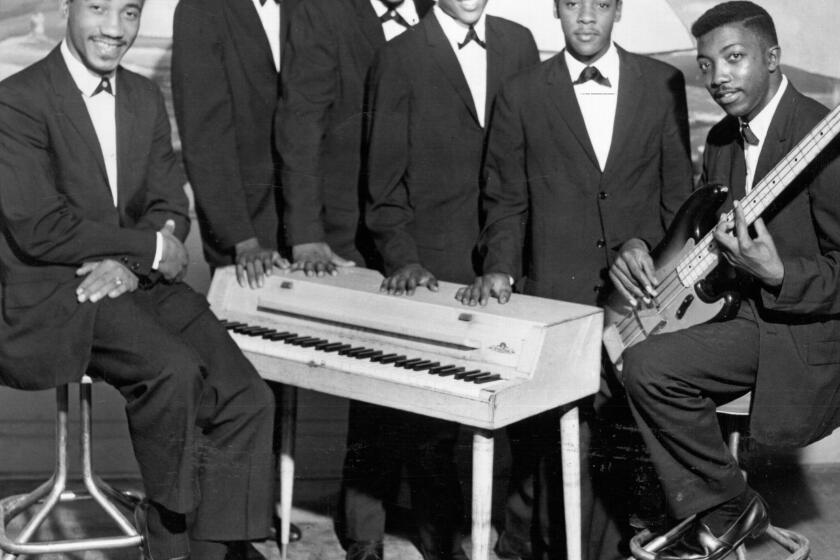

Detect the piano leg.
xmin=471 ymin=429 xmax=494 ymax=560
xmin=561 ymin=406 xmax=582 ymax=560
xmin=278 ymin=386 xmax=298 ymax=560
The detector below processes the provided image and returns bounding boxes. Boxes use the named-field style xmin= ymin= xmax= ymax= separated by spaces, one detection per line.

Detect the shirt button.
xmin=596 ymin=239 xmax=606 ymax=248
xmin=599 ymin=191 xmax=608 ymax=200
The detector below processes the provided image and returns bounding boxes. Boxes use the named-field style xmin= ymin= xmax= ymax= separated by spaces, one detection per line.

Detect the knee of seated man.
xmin=621 ymin=341 xmax=666 ymax=399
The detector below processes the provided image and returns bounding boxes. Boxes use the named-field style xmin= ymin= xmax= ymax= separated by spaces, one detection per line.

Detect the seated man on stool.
xmin=615 ymin=2 xmax=840 ymax=559
xmin=0 ymin=1 xmax=277 ymax=559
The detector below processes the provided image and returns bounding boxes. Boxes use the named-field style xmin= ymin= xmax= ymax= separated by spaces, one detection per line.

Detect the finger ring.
xmin=115 ymin=278 xmax=123 ymax=286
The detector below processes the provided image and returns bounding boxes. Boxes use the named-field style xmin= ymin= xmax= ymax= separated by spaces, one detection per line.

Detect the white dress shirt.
xmin=60 ymin=41 xmax=163 ymax=268
xmin=370 ymin=0 xmax=420 ymax=41
xmin=565 ymin=43 xmax=620 ymax=171
xmin=252 ymin=0 xmax=282 ymax=71
xmin=741 ymin=75 xmax=788 ymax=192
xmin=434 ymin=5 xmax=488 ymax=127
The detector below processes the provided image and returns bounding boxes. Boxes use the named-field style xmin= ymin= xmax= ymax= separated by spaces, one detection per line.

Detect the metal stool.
xmin=629 ymin=393 xmax=810 ymax=560
xmin=0 ymin=376 xmax=144 ymax=559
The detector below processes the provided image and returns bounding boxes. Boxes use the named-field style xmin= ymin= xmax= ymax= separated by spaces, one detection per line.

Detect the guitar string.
xmin=615 ymin=108 xmax=840 ymax=348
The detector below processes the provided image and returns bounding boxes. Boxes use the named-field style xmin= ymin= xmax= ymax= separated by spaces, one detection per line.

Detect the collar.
xmin=739 ymin=75 xmax=789 ymax=143
xmin=370 ymin=0 xmax=420 ymax=26
xmin=433 ymin=4 xmax=486 ymax=50
xmin=60 ymin=39 xmax=117 ymax=97
xmin=564 ymin=42 xmax=619 ymax=87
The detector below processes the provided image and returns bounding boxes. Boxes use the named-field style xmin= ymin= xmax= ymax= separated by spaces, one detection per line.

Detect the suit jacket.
xmin=701 ymin=85 xmax=840 ymax=446
xmin=480 ymin=48 xmax=694 ymax=306
xmin=365 ymin=13 xmax=539 ymax=284
xmin=171 ymin=0 xmax=301 ymax=267
xmin=276 ymin=0 xmax=434 ymax=265
xmin=0 ymin=47 xmax=195 ymax=390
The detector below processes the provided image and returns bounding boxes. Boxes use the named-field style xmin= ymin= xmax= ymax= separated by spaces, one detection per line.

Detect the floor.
xmin=1 ymin=461 xmax=838 ymax=559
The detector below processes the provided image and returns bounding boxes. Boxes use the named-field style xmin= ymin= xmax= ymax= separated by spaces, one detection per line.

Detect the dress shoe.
xmin=135 ymin=500 xmax=190 ymax=560
xmin=270 ymin=514 xmax=302 ymax=543
xmin=655 ymin=492 xmax=769 ymax=560
xmin=224 ymin=541 xmax=268 ymax=560
xmin=494 ymin=530 xmax=533 ymax=560
xmin=346 ymin=539 xmax=384 ymax=560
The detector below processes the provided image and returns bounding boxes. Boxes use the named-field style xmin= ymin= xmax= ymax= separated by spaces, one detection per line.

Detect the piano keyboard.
xmin=208 ymin=266 xmax=602 ymax=429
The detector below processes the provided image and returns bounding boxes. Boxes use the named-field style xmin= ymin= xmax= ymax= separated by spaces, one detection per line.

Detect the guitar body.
xmin=603 ymin=185 xmax=742 ymax=366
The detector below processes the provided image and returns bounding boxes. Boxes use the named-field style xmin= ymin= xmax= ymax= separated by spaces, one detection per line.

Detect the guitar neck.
xmin=678 ymin=103 xmax=840 ymax=286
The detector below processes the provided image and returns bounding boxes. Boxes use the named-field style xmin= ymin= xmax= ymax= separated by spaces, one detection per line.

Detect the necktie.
xmin=740 ymin=121 xmax=759 ymax=146
xmin=93 ymin=76 xmax=113 ymax=96
xmin=380 ymin=7 xmax=411 ymax=28
xmin=573 ymin=66 xmax=611 ymax=88
xmin=458 ymin=25 xmax=486 ymax=49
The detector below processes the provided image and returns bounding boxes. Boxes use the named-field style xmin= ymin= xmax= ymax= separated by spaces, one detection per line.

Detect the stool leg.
xmin=78 ymin=380 xmax=139 ymax=537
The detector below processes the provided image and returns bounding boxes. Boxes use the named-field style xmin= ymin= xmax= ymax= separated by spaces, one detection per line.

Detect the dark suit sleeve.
xmin=364 ymin=48 xmax=417 ymax=274
xmin=655 ymin=68 xmax=694 ymax=237
xmin=478 ymin=83 xmax=528 ymax=280
xmin=171 ymin=1 xmax=256 ymax=250
xmin=136 ymin=84 xmax=191 ymax=243
xmin=275 ymin=1 xmax=338 ymax=246
xmin=0 ymin=84 xmax=157 ymax=272
xmin=761 ymin=144 xmax=840 ymax=315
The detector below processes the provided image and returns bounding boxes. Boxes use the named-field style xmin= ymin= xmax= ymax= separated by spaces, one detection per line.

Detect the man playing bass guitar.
xmin=614 ymin=2 xmax=840 ymax=558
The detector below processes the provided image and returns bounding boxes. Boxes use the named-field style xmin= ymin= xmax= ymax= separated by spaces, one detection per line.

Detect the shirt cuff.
xmin=151 ymin=232 xmax=163 ymax=270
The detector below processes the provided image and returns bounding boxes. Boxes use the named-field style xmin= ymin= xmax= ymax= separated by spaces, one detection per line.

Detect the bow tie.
xmin=258 ymin=0 xmax=279 ymax=5
xmin=380 ymin=7 xmax=411 ymax=28
xmin=458 ymin=25 xmax=486 ymax=49
xmin=573 ymin=66 xmax=611 ymax=88
xmin=740 ymin=120 xmax=759 ymax=146
xmin=92 ymin=76 xmax=113 ymax=96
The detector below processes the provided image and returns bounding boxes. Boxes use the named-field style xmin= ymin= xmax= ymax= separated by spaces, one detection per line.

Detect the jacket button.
xmin=599 ymin=191 xmax=608 ymax=200
xmin=596 ymin=239 xmax=606 ymax=248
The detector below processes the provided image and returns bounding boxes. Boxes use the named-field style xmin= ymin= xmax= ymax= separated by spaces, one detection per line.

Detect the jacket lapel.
xmin=484 ymin=16 xmax=504 ymax=126
xmin=225 ymin=0 xmax=277 ymax=106
xmin=603 ymin=47 xmax=641 ymax=176
xmin=545 ymin=53 xmax=599 ymax=169
xmin=354 ymin=0 xmax=386 ymax=51
xmin=425 ymin=14 xmax=480 ymax=126
xmin=753 ymin=86 xmax=796 ymax=188
xmin=48 ymin=48 xmax=110 ymax=189
xmin=114 ymin=68 xmax=137 ymax=217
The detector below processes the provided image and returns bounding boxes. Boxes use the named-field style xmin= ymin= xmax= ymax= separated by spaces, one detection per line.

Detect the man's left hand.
xmin=713 ymin=200 xmax=784 ymax=287
xmin=76 ymin=259 xmax=139 ymax=303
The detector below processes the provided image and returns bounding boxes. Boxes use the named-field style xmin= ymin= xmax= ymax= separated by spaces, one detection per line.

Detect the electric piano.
xmin=207 ymin=266 xmax=602 ymax=560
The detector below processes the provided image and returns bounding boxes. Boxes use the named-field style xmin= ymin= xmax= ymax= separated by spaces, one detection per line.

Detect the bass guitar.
xmin=602 ymin=103 xmax=840 ymax=368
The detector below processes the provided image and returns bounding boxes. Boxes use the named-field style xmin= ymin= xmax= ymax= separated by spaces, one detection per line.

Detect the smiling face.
xmin=62 ymin=0 xmax=143 ymax=75
xmin=555 ymin=0 xmax=622 ymax=64
xmin=437 ymin=0 xmax=490 ymax=26
xmin=696 ymin=23 xmax=781 ymax=121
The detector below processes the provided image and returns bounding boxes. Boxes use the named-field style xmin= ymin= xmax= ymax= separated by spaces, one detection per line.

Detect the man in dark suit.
xmin=172 ymin=0 xmax=301 ymax=288
xmin=360 ymin=2 xmax=538 ymax=559
xmin=456 ymin=0 xmax=693 ymax=558
xmin=275 ymin=0 xmax=434 ymax=275
xmin=617 ymin=3 xmax=840 ymax=559
xmin=0 ymin=1 xmax=274 ymax=559
xmin=171 ymin=0 xmax=303 ymax=545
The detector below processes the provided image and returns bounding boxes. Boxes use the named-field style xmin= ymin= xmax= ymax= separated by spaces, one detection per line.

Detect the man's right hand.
xmin=455 ymin=273 xmax=512 ymax=306
xmin=609 ymin=237 xmax=658 ymax=308
xmin=291 ymin=242 xmax=355 ymax=277
xmin=235 ymin=237 xmax=289 ymax=289
xmin=158 ymin=219 xmax=189 ymax=282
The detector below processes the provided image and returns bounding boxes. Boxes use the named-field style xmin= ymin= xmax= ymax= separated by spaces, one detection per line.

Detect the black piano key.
xmin=313 ymin=340 xmax=335 ymax=350
xmin=287 ymin=336 xmax=315 ymax=346
xmin=232 ymin=324 xmax=253 ymax=333
xmin=242 ymin=326 xmax=271 ymax=336
xmin=413 ymin=361 xmax=439 ymax=371
xmin=340 ymin=346 xmax=367 ymax=356
xmin=371 ymin=353 xmax=398 ymax=363
xmin=222 ymin=321 xmax=246 ymax=329
xmin=475 ymin=374 xmax=502 ymax=384
xmin=437 ymin=367 xmax=465 ymax=377
xmin=430 ymin=364 xmax=456 ymax=374
xmin=393 ymin=357 xmax=414 ymax=367
xmin=464 ymin=371 xmax=491 ymax=382
xmin=321 ymin=342 xmax=345 ymax=352
xmin=399 ymin=358 xmax=424 ymax=368
xmin=266 ymin=331 xmax=296 ymax=341
xmin=354 ymin=349 xmax=377 ymax=359
xmin=259 ymin=329 xmax=279 ymax=338
xmin=455 ymin=369 xmax=481 ymax=380
xmin=380 ymin=354 xmax=406 ymax=365
xmin=299 ymin=338 xmax=327 ymax=348
xmin=367 ymin=351 xmax=384 ymax=361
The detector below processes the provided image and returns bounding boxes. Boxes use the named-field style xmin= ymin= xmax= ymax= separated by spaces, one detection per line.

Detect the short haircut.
xmin=691 ymin=1 xmax=778 ymax=47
